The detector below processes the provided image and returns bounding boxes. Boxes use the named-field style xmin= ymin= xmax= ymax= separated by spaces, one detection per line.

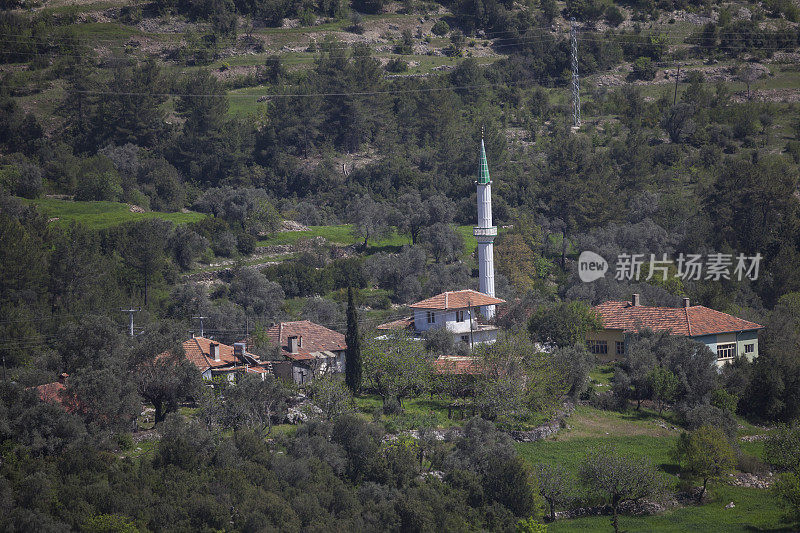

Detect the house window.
xmin=426 ymin=311 xmax=435 ymax=324
xmin=456 ymin=310 xmax=465 ymax=322
xmin=615 ymin=341 xmax=625 ymax=356
xmin=587 ymin=340 xmax=608 ymax=355
xmin=744 ymin=343 xmax=754 ymax=354
xmin=461 ymin=335 xmax=469 ymax=343
xmin=717 ymin=343 xmax=736 ymax=360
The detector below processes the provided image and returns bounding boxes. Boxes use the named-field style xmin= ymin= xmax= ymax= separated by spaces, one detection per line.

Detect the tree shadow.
xmin=660 ymin=463 xmax=680 ymax=475
xmin=744 ymin=526 xmax=800 ymax=532
xmin=366 ymin=244 xmax=404 ymax=255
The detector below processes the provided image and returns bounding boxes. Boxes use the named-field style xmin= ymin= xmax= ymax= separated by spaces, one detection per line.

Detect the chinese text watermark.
xmin=579 ymin=252 xmax=762 ymax=283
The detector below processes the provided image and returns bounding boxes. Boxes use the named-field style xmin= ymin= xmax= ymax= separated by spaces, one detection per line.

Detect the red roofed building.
xmin=244 ymin=320 xmax=347 ymax=385
xmin=31 ymin=373 xmax=75 ymax=412
xmin=169 ymin=336 xmax=271 ymax=382
xmin=433 ymin=355 xmax=484 ymax=375
xmin=587 ymin=294 xmax=763 ymax=367
xmin=378 ymin=289 xmax=505 ymax=347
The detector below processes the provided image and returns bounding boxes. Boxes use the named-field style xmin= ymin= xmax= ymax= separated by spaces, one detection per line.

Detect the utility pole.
xmin=120 ymin=308 xmax=140 ymax=337
xmin=673 ymin=64 xmax=681 ymax=106
xmin=192 ymin=315 xmax=208 ymax=338
xmin=570 ymin=17 xmax=581 ymax=128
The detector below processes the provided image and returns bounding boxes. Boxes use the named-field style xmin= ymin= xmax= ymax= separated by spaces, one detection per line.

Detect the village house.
xmin=377 ymin=289 xmax=505 ymax=346
xmin=176 ymin=336 xmax=272 ymax=382
xmin=587 ymin=294 xmax=763 ymax=367
xmin=30 ymin=372 xmax=73 ymax=411
xmin=251 ymin=320 xmax=347 ymax=385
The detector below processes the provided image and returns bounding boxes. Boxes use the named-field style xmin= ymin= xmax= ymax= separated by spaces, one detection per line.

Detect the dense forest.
xmin=1 ymin=0 xmax=800 ymax=529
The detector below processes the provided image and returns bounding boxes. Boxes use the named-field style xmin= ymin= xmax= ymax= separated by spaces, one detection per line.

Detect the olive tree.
xmin=361 ymin=330 xmax=431 ymax=412
xmin=309 ymin=375 xmax=355 ymax=420
xmin=580 ymin=446 xmax=666 ymax=533
xmin=764 ymin=425 xmax=800 ymax=519
xmin=673 ymin=425 xmax=736 ymax=502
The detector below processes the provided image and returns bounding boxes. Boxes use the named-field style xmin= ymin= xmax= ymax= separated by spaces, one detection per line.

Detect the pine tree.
xmin=345 ymin=286 xmax=362 ymax=393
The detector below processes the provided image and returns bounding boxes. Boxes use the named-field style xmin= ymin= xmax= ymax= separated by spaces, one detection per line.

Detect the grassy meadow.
xmin=515 ymin=404 xmax=795 ymax=532
xmin=26 ymin=197 xmax=207 ymax=229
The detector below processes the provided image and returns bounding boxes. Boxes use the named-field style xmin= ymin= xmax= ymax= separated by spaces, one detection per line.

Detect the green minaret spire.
xmin=478 ymin=136 xmax=490 ymax=185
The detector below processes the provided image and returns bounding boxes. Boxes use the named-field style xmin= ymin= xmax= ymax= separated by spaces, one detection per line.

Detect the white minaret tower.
xmin=474 ymin=131 xmax=497 ymax=319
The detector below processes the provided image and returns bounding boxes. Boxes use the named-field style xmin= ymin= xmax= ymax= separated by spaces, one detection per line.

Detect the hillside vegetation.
xmin=2 ymin=0 xmax=800 ymax=531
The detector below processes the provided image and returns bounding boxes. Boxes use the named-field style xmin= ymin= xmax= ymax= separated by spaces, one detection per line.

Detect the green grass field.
xmin=27 ymin=198 xmax=207 ymax=229
xmin=257 ymin=224 xmax=413 ymax=249
xmin=547 ymin=485 xmax=795 ymax=532
xmin=515 ymin=405 xmax=796 ymax=531
xmin=355 ymin=393 xmax=464 ymax=430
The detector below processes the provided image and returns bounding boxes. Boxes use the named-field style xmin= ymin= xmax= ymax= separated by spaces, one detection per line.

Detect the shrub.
xmin=631 ymin=57 xmax=656 ymax=81
xmin=75 ymin=171 xmax=123 ymax=201
xmin=431 ymin=20 xmax=450 ymax=36
xmin=236 ymin=232 xmax=256 ymax=255
xmin=117 ymin=433 xmax=134 ymax=451
xmin=352 ymin=0 xmax=385 ymax=14
xmin=711 ymin=388 xmax=739 ymax=413
xmin=212 ymin=231 xmax=238 ymax=257
xmin=737 ymin=453 xmax=769 ymax=475
xmin=385 ymin=58 xmax=409 ymax=72
xmin=604 ymin=5 xmax=624 ymax=26
xmin=678 ymin=403 xmax=738 ymax=439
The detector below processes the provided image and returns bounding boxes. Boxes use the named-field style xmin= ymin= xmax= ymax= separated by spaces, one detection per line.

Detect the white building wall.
xmin=452 ymin=328 xmax=499 ymax=345
xmin=414 ymin=308 xmax=478 ymax=334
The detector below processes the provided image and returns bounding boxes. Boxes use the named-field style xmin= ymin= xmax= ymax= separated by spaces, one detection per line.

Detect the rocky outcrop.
xmin=554 ymin=498 xmax=676 ymax=519
xmin=727 ymin=472 xmax=774 ymax=489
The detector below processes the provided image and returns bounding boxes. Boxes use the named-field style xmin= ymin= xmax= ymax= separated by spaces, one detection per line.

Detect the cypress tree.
xmin=345 ymin=286 xmax=362 ymax=393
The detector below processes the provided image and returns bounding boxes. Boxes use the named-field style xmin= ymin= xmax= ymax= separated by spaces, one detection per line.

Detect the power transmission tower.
xmin=192 ymin=315 xmax=209 ymax=338
xmin=570 ymin=18 xmax=581 ymax=128
xmin=120 ymin=308 xmax=140 ymax=337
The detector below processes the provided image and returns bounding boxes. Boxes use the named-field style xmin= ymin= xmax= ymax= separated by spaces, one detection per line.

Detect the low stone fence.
xmin=509 ymin=400 xmax=575 ymax=443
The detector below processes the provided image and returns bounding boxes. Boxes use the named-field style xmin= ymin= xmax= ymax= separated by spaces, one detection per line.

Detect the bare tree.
xmin=535 ymin=463 xmax=574 ymax=522
xmin=580 ymin=446 xmax=666 ymax=533
xmin=737 ymin=64 xmax=762 ymax=100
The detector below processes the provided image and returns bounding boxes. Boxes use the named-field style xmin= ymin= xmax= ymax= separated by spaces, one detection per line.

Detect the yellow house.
xmin=586 ymin=294 xmax=763 ymax=368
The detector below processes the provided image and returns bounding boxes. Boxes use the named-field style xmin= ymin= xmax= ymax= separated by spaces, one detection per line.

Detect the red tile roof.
xmin=246 ymin=365 xmax=272 ymax=374
xmin=593 ymin=301 xmax=763 ymax=336
xmin=34 ymin=381 xmax=69 ymax=406
xmin=686 ymin=306 xmax=764 ymax=336
xmin=180 ymin=337 xmax=242 ymax=371
xmin=433 ymin=356 xmax=484 ymax=375
xmin=31 ymin=374 xmax=76 ymax=412
xmin=410 ymin=289 xmax=505 ymax=310
xmin=158 ymin=338 xmax=274 ymax=377
xmin=258 ymin=320 xmax=346 ymax=361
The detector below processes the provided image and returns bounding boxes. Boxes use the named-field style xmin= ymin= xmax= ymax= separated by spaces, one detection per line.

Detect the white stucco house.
xmin=378 ymin=289 xmax=505 ymax=346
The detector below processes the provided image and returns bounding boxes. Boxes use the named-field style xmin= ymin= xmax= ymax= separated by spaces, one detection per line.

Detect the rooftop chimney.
xmin=210 ymin=342 xmax=220 ymax=362
xmin=632 ymin=294 xmax=640 ymax=307
xmin=682 ymin=297 xmax=690 ymax=308
xmin=288 ymin=336 xmax=300 ymax=354
xmin=234 ymin=343 xmax=245 ymax=359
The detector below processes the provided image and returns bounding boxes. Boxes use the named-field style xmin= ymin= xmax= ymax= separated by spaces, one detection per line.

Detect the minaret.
xmin=474 ymin=132 xmax=497 ymax=319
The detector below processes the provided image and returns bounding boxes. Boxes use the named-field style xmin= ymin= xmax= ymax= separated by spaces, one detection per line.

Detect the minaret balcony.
xmin=473 ymin=226 xmax=497 ymax=237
